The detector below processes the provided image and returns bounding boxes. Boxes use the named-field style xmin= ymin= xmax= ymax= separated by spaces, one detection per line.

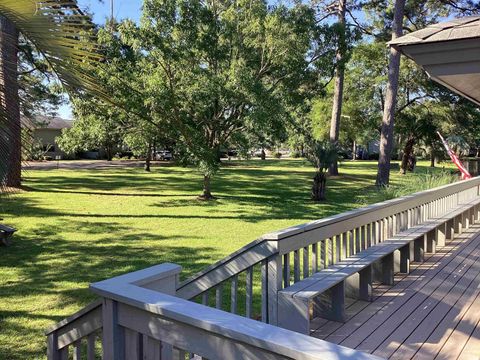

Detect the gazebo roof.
xmin=390 ymin=16 xmax=480 ymax=106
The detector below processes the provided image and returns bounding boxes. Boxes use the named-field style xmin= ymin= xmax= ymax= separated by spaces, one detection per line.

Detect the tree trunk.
xmin=144 ymin=143 xmax=152 ymax=172
xmin=376 ymin=0 xmax=405 ymax=187
xmin=312 ymin=171 xmax=327 ymax=201
xmin=352 ymin=140 xmax=356 ymax=160
xmin=430 ymin=144 xmax=435 ymax=167
xmin=328 ymin=0 xmax=347 ymax=176
xmin=199 ymin=174 xmax=214 ymax=200
xmin=0 ymin=16 xmax=20 ymax=188
xmin=106 ymin=146 xmax=113 ymax=161
xmin=400 ymin=136 xmax=415 ymax=174
xmin=260 ymin=148 xmax=266 ymax=160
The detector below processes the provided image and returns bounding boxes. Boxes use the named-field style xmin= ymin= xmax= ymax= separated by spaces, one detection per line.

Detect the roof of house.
xmin=390 ymin=16 xmax=480 ymax=46
xmin=21 ymin=115 xmax=72 ymax=130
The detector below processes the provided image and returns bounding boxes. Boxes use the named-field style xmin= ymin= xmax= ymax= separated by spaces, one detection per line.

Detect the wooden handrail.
xmin=177 ymin=177 xmax=480 ymax=301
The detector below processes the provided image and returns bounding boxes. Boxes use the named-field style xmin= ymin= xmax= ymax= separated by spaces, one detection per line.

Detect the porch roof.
xmin=390 ymin=16 xmax=480 ymax=106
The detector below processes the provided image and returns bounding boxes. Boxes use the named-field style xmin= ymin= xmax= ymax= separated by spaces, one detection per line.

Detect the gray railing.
xmin=45 ymin=177 xmax=480 ymax=359
xmin=176 ymin=177 xmax=480 ymax=325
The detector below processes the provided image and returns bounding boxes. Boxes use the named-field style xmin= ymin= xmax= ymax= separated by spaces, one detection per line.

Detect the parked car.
xmin=155 ymin=150 xmax=173 ymax=161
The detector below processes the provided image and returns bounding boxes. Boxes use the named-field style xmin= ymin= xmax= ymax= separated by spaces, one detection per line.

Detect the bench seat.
xmin=278 ymin=198 xmax=480 ymax=335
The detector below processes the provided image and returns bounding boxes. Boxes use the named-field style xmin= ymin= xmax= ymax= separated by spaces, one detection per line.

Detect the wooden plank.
xmin=350 ymin=230 xmax=480 ymax=354
xmin=409 ymin=264 xmax=480 ymax=359
xmin=457 ymin=306 xmax=480 ymax=360
xmin=382 ymin=239 xmax=480 ymax=359
xmin=327 ymin=231 xmax=478 ymax=349
xmin=437 ymin=284 xmax=480 ymax=359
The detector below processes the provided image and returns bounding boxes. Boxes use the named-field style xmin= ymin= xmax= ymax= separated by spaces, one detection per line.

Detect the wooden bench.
xmin=278 ymin=198 xmax=480 ymax=335
xmin=0 ymin=224 xmax=17 ymax=246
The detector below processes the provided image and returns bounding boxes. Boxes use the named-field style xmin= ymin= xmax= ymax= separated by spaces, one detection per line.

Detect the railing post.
xmin=267 ymin=253 xmax=282 ymax=325
xmin=47 ymin=331 xmax=67 ymax=360
xmin=102 ymin=298 xmax=124 ymax=360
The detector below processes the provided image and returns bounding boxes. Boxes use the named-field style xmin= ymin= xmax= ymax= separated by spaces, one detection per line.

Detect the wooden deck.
xmin=311 ymin=224 xmax=480 ymax=360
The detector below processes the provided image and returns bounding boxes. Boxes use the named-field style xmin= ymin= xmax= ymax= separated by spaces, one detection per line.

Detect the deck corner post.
xmin=47 ymin=331 xmax=62 ymax=360
xmin=102 ymin=298 xmax=125 ymax=360
xmin=267 ymin=253 xmax=282 ymax=325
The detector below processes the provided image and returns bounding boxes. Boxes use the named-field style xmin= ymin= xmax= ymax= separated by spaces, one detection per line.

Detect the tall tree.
xmin=0 ymin=16 xmax=20 ymax=187
xmin=375 ymin=0 xmax=405 ymax=187
xmin=329 ymin=0 xmax=346 ymax=176
xmin=121 ymin=0 xmax=319 ymax=199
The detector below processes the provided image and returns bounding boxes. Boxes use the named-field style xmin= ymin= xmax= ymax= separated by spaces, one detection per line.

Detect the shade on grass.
xmin=0 ymin=159 xmax=455 ymax=359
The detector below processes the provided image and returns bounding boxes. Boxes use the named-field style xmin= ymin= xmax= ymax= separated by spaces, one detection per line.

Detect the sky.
xmin=58 ymin=0 xmax=144 ymax=118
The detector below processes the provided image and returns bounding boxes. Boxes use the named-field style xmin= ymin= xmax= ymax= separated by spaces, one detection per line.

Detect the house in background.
xmin=22 ymin=115 xmax=72 ymax=159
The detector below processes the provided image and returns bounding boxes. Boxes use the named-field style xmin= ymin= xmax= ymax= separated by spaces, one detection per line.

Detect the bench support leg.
xmin=381 ymin=253 xmax=394 ymax=286
xmin=400 ymin=244 xmax=410 ymax=274
xmin=463 ymin=211 xmax=470 ymax=230
xmin=330 ymin=281 xmax=346 ymax=322
xmin=426 ymin=230 xmax=436 ymax=253
xmin=312 ymin=281 xmax=346 ymax=324
xmin=278 ymin=294 xmax=309 ymax=335
xmin=446 ymin=219 xmax=454 ymax=241
xmin=455 ymin=214 xmax=463 ymax=235
xmin=414 ymin=236 xmax=425 ymax=262
xmin=394 ymin=249 xmax=401 ymax=273
xmin=359 ymin=266 xmax=373 ymax=301
xmin=436 ymin=223 xmax=446 ymax=248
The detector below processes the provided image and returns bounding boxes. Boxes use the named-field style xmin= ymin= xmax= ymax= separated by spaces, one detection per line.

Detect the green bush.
xmin=378 ymin=171 xmax=457 ymax=201
xmin=273 ymin=152 xmax=282 ymax=159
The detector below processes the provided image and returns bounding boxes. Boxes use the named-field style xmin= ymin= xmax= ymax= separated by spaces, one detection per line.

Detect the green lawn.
xmin=0 ymin=159 xmax=454 ymax=359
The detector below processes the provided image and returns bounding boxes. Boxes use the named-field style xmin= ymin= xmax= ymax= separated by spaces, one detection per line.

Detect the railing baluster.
xmin=261 ymin=260 xmax=268 ymax=322
xmin=335 ymin=235 xmax=341 ymax=263
xmin=72 ymin=340 xmax=81 ymax=360
xmin=125 ymin=328 xmax=141 ymax=360
xmin=283 ymin=253 xmax=290 ymax=288
xmin=231 ymin=275 xmax=238 ymax=314
xmin=246 ymin=267 xmax=253 ymax=318
xmin=311 ymin=243 xmax=318 ymax=273
xmin=202 ymin=291 xmax=208 ymax=306
xmin=215 ymin=284 xmax=223 ymax=310
xmin=87 ymin=333 xmax=96 ymax=360
xmin=341 ymin=232 xmax=347 ymax=259
xmin=293 ymin=249 xmax=300 ymax=282
xmin=303 ymin=246 xmax=309 ymax=278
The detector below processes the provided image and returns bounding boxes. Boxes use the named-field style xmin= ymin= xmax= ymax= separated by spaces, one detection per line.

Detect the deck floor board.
xmin=310 ymin=225 xmax=480 ymax=360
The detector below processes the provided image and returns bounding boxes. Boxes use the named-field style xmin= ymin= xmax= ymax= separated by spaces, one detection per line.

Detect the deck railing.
xmin=176 ymin=177 xmax=480 ymax=325
xmin=46 ymin=176 xmax=480 ymax=359
xmin=47 ymin=263 xmax=382 ymax=359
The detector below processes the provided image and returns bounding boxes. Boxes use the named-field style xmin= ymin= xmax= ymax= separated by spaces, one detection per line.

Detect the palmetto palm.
xmin=0 ymin=0 xmax=103 ymax=191
xmin=307 ymin=141 xmax=338 ymax=201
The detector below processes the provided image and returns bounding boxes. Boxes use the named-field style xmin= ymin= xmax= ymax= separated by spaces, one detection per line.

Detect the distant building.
xmin=22 ymin=115 xmax=72 ymax=158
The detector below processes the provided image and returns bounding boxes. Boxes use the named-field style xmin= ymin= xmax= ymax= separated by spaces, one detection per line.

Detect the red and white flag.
xmin=437 ymin=131 xmax=472 ymax=180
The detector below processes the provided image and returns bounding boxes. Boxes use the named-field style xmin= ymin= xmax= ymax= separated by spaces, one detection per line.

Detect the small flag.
xmin=437 ymin=132 xmax=472 ymax=180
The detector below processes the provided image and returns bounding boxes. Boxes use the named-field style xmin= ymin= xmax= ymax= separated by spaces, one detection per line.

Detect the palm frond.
xmin=0 ymin=1 xmax=106 ymax=193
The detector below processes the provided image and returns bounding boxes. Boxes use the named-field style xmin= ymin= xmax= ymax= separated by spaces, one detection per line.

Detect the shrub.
xmin=273 ymin=152 xmax=282 ymax=159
